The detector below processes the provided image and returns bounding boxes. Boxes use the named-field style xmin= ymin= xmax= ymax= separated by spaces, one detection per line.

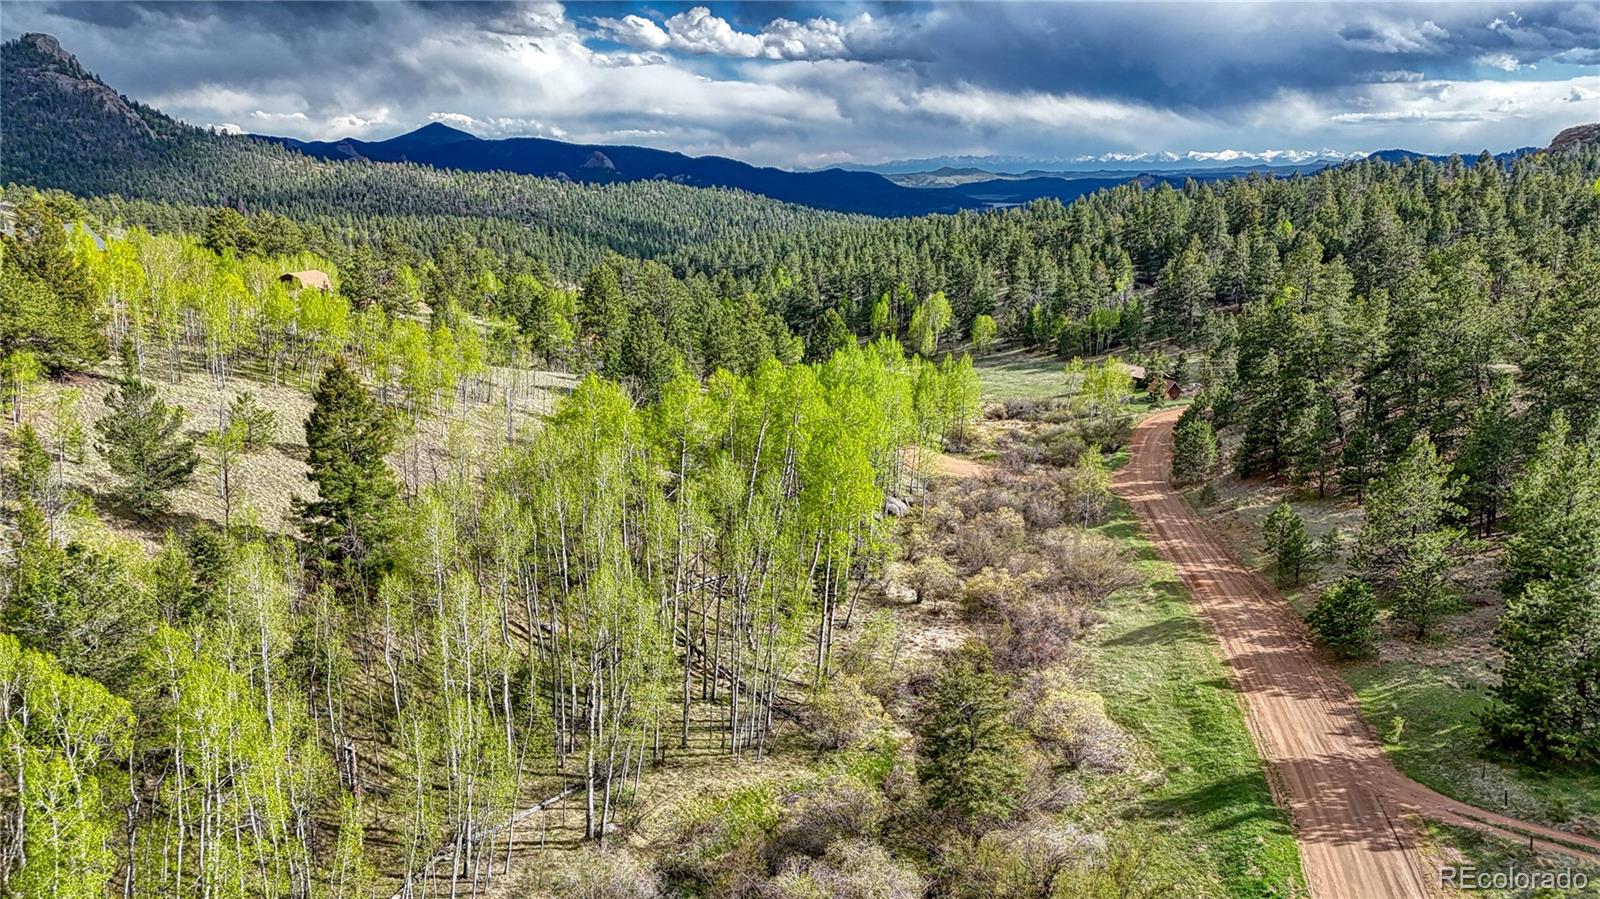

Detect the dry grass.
xmin=16 ymin=356 xmax=571 ymax=545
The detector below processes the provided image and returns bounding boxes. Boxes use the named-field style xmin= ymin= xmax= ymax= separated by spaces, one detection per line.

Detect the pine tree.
xmin=1262 ymin=501 xmax=1313 ymax=587
xmin=1391 ymin=529 xmax=1458 ymax=639
xmin=1170 ymin=407 xmax=1217 ymax=486
xmin=0 ymin=196 xmax=107 ymax=373
xmin=1306 ymin=578 xmax=1378 ymax=658
xmin=1485 ymin=575 xmax=1600 ymax=763
xmin=1456 ymin=377 xmax=1519 ymax=534
xmin=93 ymin=375 xmax=198 ymax=515
xmin=917 ymin=641 xmax=1023 ymax=830
xmin=1356 ymin=435 xmax=1463 ymax=579
xmin=297 ymin=357 xmax=400 ymax=589
xmin=1502 ymin=413 xmax=1600 ymax=596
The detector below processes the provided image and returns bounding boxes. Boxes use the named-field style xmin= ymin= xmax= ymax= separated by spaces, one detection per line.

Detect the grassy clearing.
xmin=1184 ymin=472 xmax=1600 ymax=838
xmin=1082 ymin=504 xmax=1305 ymax=899
xmin=1346 ymin=659 xmax=1600 ymax=832
xmin=972 ymin=347 xmax=1069 ymax=401
xmin=1418 ymin=819 xmax=1600 ymax=898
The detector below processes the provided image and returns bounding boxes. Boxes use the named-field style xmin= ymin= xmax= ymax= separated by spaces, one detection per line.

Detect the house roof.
xmin=280 ymin=270 xmax=332 ymax=291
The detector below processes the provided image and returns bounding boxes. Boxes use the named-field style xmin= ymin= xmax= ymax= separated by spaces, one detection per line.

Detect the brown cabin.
xmin=280 ymin=270 xmax=332 ymax=291
xmin=1115 ymin=362 xmax=1182 ymax=400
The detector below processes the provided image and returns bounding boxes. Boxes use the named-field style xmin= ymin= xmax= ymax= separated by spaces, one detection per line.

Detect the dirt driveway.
xmin=1113 ymin=408 xmax=1600 ymax=899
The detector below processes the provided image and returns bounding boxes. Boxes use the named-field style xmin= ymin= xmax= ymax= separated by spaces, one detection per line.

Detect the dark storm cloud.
xmin=2 ymin=1 xmax=1595 ymax=166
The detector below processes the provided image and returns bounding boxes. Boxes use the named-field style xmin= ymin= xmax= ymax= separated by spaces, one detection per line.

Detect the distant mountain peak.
xmin=397 ymin=121 xmax=479 ymax=146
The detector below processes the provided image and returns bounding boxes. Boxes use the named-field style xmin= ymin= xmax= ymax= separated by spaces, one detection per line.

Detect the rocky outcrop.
xmin=1548 ymin=123 xmax=1600 ymax=153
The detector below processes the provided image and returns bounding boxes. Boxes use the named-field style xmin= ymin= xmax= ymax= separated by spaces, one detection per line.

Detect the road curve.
xmin=1111 ymin=408 xmax=1600 ymax=899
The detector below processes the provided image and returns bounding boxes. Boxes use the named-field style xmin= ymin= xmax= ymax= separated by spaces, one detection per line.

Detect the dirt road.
xmin=1112 ymin=408 xmax=1600 ymax=899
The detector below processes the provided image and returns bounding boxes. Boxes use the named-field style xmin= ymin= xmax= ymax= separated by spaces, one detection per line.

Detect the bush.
xmin=946 ymin=821 xmax=1106 ymax=899
xmin=1016 ymin=668 xmax=1131 ymax=773
xmin=770 ymin=777 xmax=888 ymax=861
xmin=535 ymin=846 xmax=660 ymax=899
xmin=811 ymin=675 xmax=891 ymax=750
xmin=994 ymin=600 xmax=1084 ymax=672
xmin=962 ymin=567 xmax=1026 ymax=614
xmin=1305 ymin=578 xmax=1378 ymax=658
xmin=954 ymin=507 xmax=1026 ymax=571
xmin=1036 ymin=529 xmax=1137 ymax=604
xmin=1062 ymin=448 xmax=1113 ymax=526
xmin=906 ymin=554 xmax=960 ymax=604
xmin=761 ymin=840 xmax=925 ymax=899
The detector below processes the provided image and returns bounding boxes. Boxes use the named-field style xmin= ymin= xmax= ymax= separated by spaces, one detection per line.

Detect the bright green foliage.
xmin=1170 ymin=407 xmax=1217 ymax=485
xmin=1062 ymin=356 xmax=1133 ymax=422
xmin=1306 ymin=578 xmax=1379 ymax=658
xmin=969 ymin=314 xmax=997 ymax=356
xmin=0 ymin=633 xmax=135 ymax=899
xmin=1262 ymin=501 xmax=1313 ymax=587
xmin=298 ymin=357 xmax=399 ymax=588
xmin=917 ymin=641 xmax=1023 ymax=830
xmin=93 ymin=375 xmax=199 ymax=515
xmin=226 ymin=391 xmax=277 ymax=451
xmin=0 ymin=196 xmax=107 ymax=373
xmin=907 ymin=290 xmax=953 ymax=357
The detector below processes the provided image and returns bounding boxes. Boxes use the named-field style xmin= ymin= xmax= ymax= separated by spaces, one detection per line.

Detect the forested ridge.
xmin=0 ymin=33 xmax=853 ymax=279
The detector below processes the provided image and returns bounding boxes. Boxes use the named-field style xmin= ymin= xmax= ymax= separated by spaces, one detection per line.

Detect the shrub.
xmin=962 ymin=567 xmax=1025 ymax=614
xmin=761 ymin=840 xmax=925 ymax=899
xmin=1017 ymin=668 xmax=1131 ymax=773
xmin=906 ymin=554 xmax=960 ymax=604
xmin=1062 ymin=448 xmax=1113 ymax=526
xmin=811 ymin=675 xmax=891 ymax=750
xmin=770 ymin=777 xmax=888 ymax=861
xmin=535 ymin=846 xmax=660 ymax=899
xmin=946 ymin=821 xmax=1106 ymax=899
xmin=1037 ymin=529 xmax=1137 ymax=604
xmin=954 ymin=507 xmax=1026 ymax=571
xmin=1305 ymin=578 xmax=1378 ymax=658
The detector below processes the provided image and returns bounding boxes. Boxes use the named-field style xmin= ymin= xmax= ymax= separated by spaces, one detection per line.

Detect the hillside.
xmin=0 ymin=33 xmax=850 ymax=275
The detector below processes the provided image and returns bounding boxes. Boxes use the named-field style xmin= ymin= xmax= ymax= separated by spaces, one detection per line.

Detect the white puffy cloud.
xmin=598 ymin=7 xmax=892 ymax=61
xmin=1476 ymin=52 xmax=1528 ymax=71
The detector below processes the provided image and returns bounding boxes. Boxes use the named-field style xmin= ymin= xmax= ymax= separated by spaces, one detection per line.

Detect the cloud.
xmin=1476 ymin=52 xmax=1528 ymax=71
xmin=5 ymin=1 xmax=1597 ymax=167
xmin=1337 ymin=17 xmax=1450 ymax=54
xmin=598 ymin=6 xmax=894 ymax=61
xmin=1366 ymin=70 xmax=1426 ymax=83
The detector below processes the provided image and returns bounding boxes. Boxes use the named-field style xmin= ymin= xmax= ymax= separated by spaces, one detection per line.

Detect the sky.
xmin=4 ymin=1 xmax=1598 ymax=169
